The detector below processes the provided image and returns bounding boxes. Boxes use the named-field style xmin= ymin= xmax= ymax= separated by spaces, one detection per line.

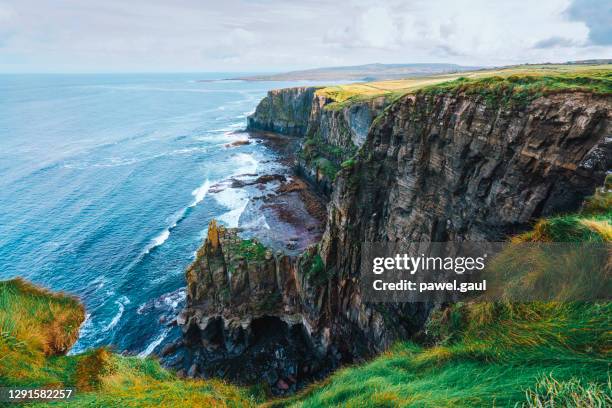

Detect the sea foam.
xmin=138 ymin=327 xmax=171 ymax=357
xmin=103 ymin=296 xmax=130 ymax=332
xmin=190 ymin=179 xmax=211 ymax=207
xmin=145 ymin=229 xmax=170 ymax=254
xmin=143 ymin=179 xmax=211 ymax=255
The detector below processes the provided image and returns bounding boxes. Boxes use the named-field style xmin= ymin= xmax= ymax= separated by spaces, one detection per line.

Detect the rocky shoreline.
xmin=158 ymin=129 xmax=333 ymax=394
xmin=210 ymin=130 xmax=327 ymax=255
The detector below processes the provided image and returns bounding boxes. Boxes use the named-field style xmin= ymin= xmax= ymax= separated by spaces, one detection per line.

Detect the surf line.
xmin=144 ymin=179 xmax=211 ymax=255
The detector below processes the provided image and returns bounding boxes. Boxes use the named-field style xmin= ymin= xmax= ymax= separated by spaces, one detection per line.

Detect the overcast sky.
xmin=0 ymin=0 xmax=609 ymax=73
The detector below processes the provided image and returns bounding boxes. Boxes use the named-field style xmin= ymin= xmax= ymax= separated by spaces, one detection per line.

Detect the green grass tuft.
xmin=0 ymin=278 xmax=256 ymax=407
xmin=238 ymin=239 xmax=268 ymax=261
xmin=519 ymin=374 xmax=612 ymax=407
xmin=421 ymin=71 xmax=612 ymax=108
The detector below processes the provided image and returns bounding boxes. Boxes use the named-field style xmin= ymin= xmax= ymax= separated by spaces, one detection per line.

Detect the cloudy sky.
xmin=0 ymin=0 xmax=609 ymax=73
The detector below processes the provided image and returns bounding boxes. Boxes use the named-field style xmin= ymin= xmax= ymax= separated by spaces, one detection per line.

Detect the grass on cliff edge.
xmin=317 ymin=64 xmax=611 ymax=109
xmin=0 ymin=279 xmax=257 ymax=407
xmin=267 ymin=187 xmax=612 ymax=408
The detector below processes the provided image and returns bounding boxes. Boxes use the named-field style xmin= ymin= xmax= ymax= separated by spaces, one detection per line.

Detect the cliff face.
xmin=178 ymin=87 xmax=611 ymax=392
xmin=178 ymin=221 xmax=338 ymax=392
xmin=248 ymin=88 xmax=388 ymax=195
xmin=322 ymin=91 xmax=611 ymax=253
xmin=305 ymin=94 xmax=388 ymax=149
xmin=247 ymin=87 xmax=317 ymax=136
xmin=317 ymin=91 xmax=610 ymax=356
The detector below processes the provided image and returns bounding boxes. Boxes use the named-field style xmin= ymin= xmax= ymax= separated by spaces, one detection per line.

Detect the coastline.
xmin=210 ymin=130 xmax=327 ymax=254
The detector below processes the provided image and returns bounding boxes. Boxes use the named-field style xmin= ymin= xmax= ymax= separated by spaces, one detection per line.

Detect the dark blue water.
xmin=0 ymin=74 xmax=317 ymax=355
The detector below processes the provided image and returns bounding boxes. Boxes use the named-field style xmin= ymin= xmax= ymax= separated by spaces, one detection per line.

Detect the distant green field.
xmin=317 ymin=64 xmax=612 ymax=109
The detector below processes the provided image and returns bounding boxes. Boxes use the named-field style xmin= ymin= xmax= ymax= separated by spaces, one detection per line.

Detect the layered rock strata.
xmin=174 ymin=87 xmax=611 ymax=392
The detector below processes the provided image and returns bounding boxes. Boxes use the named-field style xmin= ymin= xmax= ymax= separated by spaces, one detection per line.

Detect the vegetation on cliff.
xmin=3 ymin=188 xmax=610 ymax=406
xmin=420 ymin=69 xmax=612 ymax=109
xmin=0 ymin=278 xmax=84 ymax=384
xmin=316 ymin=64 xmax=611 ymax=110
xmin=0 ymin=278 xmax=256 ymax=407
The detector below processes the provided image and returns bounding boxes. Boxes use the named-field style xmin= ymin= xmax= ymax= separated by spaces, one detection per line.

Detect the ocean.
xmin=0 ymin=73 xmax=318 ymax=355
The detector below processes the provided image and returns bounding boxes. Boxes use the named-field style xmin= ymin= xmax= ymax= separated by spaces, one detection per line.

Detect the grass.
xmin=0 ymin=278 xmax=84 ymax=386
xmin=419 ymin=70 xmax=612 ymax=109
xmin=316 ymin=64 xmax=611 ymax=110
xmin=238 ymin=239 xmax=268 ymax=261
xmin=299 ymin=253 xmax=331 ymax=287
xmin=300 ymin=134 xmax=354 ymax=182
xmin=32 ymin=351 xmax=257 ymax=407
xmin=271 ymin=298 xmax=611 ymax=407
xmin=0 ymin=278 xmax=257 ymax=407
xmin=521 ymin=374 xmax=611 ymax=407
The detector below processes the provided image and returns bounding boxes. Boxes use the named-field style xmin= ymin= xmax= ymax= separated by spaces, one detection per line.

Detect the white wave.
xmin=218 ymin=203 xmax=247 ymax=228
xmin=241 ymin=213 xmax=270 ymax=230
xmin=232 ymin=153 xmax=258 ymax=175
xmin=190 ymin=179 xmax=211 ymax=207
xmin=213 ymin=185 xmax=249 ymax=228
xmin=207 ymin=122 xmax=246 ymax=134
xmin=207 ymin=152 xmax=260 ymax=228
xmin=103 ymin=296 xmax=130 ymax=332
xmin=67 ymin=312 xmax=92 ymax=355
xmin=169 ymin=147 xmax=208 ymax=156
xmin=145 ymin=229 xmax=170 ymax=254
xmin=169 ymin=208 xmax=187 ymax=229
xmin=138 ymin=328 xmax=171 ymax=358
xmin=153 ymin=230 xmax=170 ymax=246
xmin=161 ymin=288 xmax=186 ymax=309
xmin=137 ymin=288 xmax=186 ymax=315
xmin=142 ymin=179 xmax=212 ymax=255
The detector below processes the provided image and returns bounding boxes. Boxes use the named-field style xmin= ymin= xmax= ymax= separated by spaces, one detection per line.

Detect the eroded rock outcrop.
xmin=173 ymin=221 xmax=339 ymax=394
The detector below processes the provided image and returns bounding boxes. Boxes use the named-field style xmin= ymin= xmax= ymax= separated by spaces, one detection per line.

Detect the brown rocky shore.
xmin=160 ymin=82 xmax=611 ymax=394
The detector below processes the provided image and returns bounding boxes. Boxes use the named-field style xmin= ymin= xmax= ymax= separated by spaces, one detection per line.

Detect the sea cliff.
xmin=175 ymin=72 xmax=611 ymax=393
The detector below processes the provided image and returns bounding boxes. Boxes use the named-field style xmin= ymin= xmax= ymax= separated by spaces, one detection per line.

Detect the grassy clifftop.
xmin=0 ymin=279 xmax=256 ymax=407
xmin=316 ymin=64 xmax=611 ymax=109
xmin=0 ymin=278 xmax=84 ymax=384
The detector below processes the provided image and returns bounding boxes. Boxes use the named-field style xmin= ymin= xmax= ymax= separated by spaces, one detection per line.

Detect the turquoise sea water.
xmin=0 ymin=73 xmax=315 ymax=355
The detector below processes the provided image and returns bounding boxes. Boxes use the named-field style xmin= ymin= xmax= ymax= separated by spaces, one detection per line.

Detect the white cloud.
xmin=0 ymin=0 xmax=608 ymax=72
